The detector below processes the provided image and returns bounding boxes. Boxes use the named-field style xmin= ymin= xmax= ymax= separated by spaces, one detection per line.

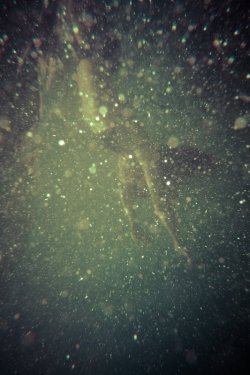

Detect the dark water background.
xmin=0 ymin=1 xmax=249 ymax=374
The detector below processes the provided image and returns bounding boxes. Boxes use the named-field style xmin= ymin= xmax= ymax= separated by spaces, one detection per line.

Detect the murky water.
xmin=0 ymin=1 xmax=249 ymax=374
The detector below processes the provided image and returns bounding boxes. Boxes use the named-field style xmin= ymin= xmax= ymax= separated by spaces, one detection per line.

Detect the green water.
xmin=0 ymin=2 xmax=249 ymax=374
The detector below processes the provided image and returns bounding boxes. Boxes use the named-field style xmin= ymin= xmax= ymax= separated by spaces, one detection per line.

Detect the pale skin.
xmin=75 ymin=59 xmax=191 ymax=264
xmin=112 ymin=124 xmax=191 ymax=264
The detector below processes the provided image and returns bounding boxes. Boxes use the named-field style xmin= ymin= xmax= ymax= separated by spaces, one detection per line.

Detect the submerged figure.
xmin=75 ymin=59 xmax=213 ymax=264
xmin=99 ymin=123 xmax=213 ymax=264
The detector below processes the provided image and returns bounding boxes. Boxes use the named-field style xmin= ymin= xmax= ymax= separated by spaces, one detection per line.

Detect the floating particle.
xmin=172 ymin=22 xmax=177 ymax=31
xmin=30 ymin=51 xmax=38 ymax=59
xmin=0 ymin=34 xmax=8 ymax=46
xmin=137 ymin=69 xmax=144 ymax=78
xmin=233 ymin=116 xmax=247 ymax=130
xmin=64 ymin=170 xmax=72 ymax=178
xmin=17 ymin=57 xmax=24 ymax=66
xmin=0 ymin=117 xmax=11 ymax=132
xmin=174 ymin=66 xmax=182 ymax=74
xmin=72 ymin=24 xmax=79 ymax=34
xmin=99 ymin=105 xmax=108 ymax=116
xmin=188 ymin=24 xmax=196 ymax=32
xmin=218 ymin=257 xmax=225 ymax=264
xmin=138 ymin=40 xmax=144 ymax=49
xmin=213 ymin=39 xmax=221 ymax=48
xmin=58 ymin=139 xmax=65 ymax=146
xmin=13 ymin=313 xmax=21 ymax=320
xmin=89 ymin=163 xmax=96 ymax=174
xmin=26 ymin=131 xmax=33 ymax=138
xmin=118 ymin=93 xmax=126 ymax=102
xmin=228 ymin=56 xmax=235 ymax=64
xmin=181 ymin=35 xmax=187 ymax=44
xmin=167 ymin=136 xmax=179 ymax=148
xmin=156 ymin=29 xmax=163 ymax=35
xmin=33 ymin=37 xmax=42 ymax=48
xmin=187 ymin=56 xmax=196 ymax=65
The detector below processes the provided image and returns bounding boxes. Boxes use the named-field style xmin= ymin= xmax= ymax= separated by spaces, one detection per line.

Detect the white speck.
xmin=133 ymin=334 xmax=138 ymax=341
xmin=58 ymin=140 xmax=65 ymax=146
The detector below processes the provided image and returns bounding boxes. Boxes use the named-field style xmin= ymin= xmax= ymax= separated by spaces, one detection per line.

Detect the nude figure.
xmin=75 ymin=59 xmax=213 ymax=264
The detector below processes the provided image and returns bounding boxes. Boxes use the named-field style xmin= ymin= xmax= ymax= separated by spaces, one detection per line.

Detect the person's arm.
xmin=75 ymin=59 xmax=108 ymax=134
